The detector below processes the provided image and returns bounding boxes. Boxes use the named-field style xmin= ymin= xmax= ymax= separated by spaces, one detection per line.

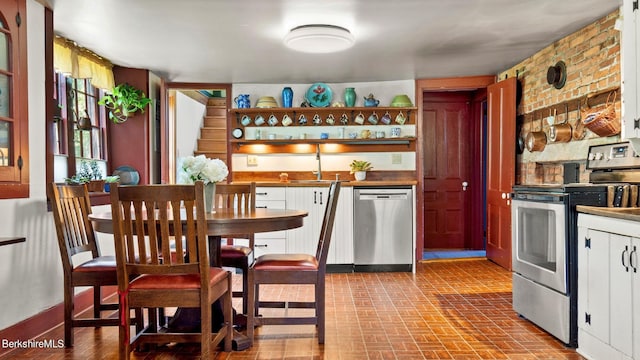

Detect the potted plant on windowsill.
xmin=65 ymin=160 xmax=105 ymax=192
xmin=349 ymin=160 xmax=373 ymax=181
xmin=98 ymin=83 xmax=151 ymax=124
xmin=103 ymin=175 xmax=120 ymax=192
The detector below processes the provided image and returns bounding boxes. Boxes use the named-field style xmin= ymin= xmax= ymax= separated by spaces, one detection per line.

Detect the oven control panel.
xmin=587 ymin=142 xmax=640 ymax=170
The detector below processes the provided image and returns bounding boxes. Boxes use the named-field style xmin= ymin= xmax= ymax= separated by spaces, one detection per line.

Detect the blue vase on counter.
xmin=282 ymin=87 xmax=293 ymax=108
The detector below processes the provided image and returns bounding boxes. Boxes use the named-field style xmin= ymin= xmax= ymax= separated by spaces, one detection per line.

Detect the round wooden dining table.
xmin=89 ymin=207 xmax=308 ymax=350
xmin=89 ymin=207 xmax=308 ymax=267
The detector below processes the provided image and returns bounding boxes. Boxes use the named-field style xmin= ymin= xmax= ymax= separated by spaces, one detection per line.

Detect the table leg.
xmin=166 ymin=235 xmax=252 ymax=350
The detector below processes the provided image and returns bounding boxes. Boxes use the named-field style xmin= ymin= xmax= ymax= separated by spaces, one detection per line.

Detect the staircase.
xmin=195 ymin=97 xmax=228 ymax=163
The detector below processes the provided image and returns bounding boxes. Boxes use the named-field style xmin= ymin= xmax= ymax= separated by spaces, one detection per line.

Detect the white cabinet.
xmin=622 ymin=0 xmax=640 ymax=150
xmin=577 ymin=213 xmax=640 ymax=360
xmin=285 ymin=186 xmax=354 ymax=265
xmin=254 ymin=187 xmax=286 ymax=257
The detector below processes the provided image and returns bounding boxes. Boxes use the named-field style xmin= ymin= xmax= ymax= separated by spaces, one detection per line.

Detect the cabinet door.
xmin=285 ymin=186 xmax=354 ymax=264
xmin=578 ymin=228 xmax=611 ymax=343
xmin=286 ymin=187 xmax=323 ymax=255
xmin=609 ymin=234 xmax=633 ymax=357
xmin=632 ymin=237 xmax=640 ymax=360
xmin=329 ymin=187 xmax=353 ymax=264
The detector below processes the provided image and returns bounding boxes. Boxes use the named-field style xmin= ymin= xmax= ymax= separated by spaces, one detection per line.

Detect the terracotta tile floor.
xmin=1 ymin=259 xmax=584 ymax=359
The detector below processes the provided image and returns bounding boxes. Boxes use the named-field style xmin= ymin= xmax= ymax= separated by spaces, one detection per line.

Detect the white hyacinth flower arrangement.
xmin=178 ymin=155 xmax=228 ymax=185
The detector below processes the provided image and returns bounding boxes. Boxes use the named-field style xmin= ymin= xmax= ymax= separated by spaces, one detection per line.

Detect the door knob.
xmin=501 ymin=192 xmax=506 ymax=199
xmin=462 ymin=181 xmax=468 ymax=191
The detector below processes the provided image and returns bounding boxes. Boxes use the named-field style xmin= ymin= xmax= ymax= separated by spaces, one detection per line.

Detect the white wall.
xmin=175 ymin=91 xmax=205 ymax=159
xmin=232 ymin=80 xmax=415 ymax=109
xmin=231 ymin=80 xmax=417 ymax=175
xmin=0 ymin=1 xmax=64 ymax=331
xmin=174 ymin=91 xmax=206 ymax=180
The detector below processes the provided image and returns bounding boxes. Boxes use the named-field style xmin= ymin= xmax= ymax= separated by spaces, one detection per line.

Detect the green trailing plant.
xmin=349 ymin=160 xmax=373 ymax=174
xmin=98 ymin=83 xmax=151 ymax=123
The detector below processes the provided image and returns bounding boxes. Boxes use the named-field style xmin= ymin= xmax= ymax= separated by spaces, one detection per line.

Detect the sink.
xmin=286 ymin=180 xmax=334 ymax=183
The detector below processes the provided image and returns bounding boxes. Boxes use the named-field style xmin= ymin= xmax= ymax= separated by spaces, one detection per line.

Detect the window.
xmin=53 ymin=72 xmax=109 ymax=182
xmin=49 ymin=35 xmax=114 ymax=188
xmin=0 ymin=0 xmax=28 ymax=199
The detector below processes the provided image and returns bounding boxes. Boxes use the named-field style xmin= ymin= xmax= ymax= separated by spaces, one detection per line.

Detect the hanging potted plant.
xmin=98 ymin=83 xmax=151 ymax=124
xmin=349 ymin=160 xmax=373 ymax=181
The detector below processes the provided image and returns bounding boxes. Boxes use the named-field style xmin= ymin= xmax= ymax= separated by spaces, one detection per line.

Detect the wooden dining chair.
xmin=110 ymin=182 xmax=232 ymax=359
xmin=49 ymin=182 xmax=140 ymax=347
xmin=215 ymin=182 xmax=256 ymax=315
xmin=247 ymin=181 xmax=341 ymax=344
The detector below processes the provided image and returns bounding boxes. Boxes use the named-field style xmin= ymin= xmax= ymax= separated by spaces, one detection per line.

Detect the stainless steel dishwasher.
xmin=353 ymin=187 xmax=413 ymax=272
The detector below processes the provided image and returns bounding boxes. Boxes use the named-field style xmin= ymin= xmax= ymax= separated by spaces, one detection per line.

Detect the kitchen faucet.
xmin=313 ymin=144 xmax=322 ymax=180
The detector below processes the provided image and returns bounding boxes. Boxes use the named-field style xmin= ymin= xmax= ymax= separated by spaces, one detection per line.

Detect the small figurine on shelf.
xmin=363 ymin=93 xmax=380 ymax=107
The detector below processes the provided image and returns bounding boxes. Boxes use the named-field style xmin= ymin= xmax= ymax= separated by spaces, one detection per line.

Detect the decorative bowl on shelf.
xmin=255 ymin=96 xmax=278 ymax=108
xmin=390 ymin=94 xmax=413 ymax=107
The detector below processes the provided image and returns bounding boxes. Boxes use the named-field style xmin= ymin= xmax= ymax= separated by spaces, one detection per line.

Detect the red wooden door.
xmin=486 ymin=78 xmax=516 ymax=270
xmin=423 ymin=92 xmax=472 ymax=249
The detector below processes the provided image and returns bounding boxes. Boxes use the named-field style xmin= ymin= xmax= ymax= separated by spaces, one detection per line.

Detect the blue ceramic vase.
xmin=282 ymin=87 xmax=293 ymax=108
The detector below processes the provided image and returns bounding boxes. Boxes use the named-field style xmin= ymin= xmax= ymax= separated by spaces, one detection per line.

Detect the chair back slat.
xmin=315 ymin=182 xmax=341 ymax=268
xmin=215 ymin=183 xmax=256 ymax=246
xmin=214 ymin=183 xmax=256 ymax=212
xmin=49 ymin=183 xmax=101 ymax=270
xmin=110 ymin=182 xmax=210 ymax=288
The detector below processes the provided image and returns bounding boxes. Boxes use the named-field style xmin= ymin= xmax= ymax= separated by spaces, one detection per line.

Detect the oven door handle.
xmin=513 ymin=191 xmax=568 ymax=197
xmin=512 ymin=193 xmax=567 ymax=204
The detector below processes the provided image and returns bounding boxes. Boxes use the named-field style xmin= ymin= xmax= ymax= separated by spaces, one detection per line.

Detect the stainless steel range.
xmin=511 ymin=141 xmax=640 ymax=347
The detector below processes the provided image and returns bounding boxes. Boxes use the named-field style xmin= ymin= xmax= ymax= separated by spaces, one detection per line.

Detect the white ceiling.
xmin=50 ymin=0 xmax=622 ymax=84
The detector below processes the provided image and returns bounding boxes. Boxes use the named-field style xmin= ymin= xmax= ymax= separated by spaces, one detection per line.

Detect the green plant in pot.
xmin=98 ymin=83 xmax=151 ymax=123
xmin=65 ymin=160 xmax=105 ymax=192
xmin=103 ymin=175 xmax=120 ymax=193
xmin=349 ymin=160 xmax=372 ymax=181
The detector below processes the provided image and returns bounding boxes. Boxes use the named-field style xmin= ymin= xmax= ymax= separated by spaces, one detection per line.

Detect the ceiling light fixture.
xmin=283 ymin=24 xmax=355 ymax=54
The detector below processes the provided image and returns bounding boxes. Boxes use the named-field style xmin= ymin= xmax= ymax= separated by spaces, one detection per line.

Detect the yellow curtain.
xmin=53 ymin=36 xmax=115 ymax=90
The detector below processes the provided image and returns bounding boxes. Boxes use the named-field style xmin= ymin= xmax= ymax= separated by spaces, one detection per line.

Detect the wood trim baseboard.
xmin=0 ymin=286 xmax=116 ymax=357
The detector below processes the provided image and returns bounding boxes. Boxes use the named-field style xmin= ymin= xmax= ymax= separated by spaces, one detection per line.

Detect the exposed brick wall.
xmin=498 ymin=10 xmax=621 ymax=185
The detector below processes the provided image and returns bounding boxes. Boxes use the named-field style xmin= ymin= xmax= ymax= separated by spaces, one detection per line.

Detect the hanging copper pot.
xmin=525 ymin=112 xmax=547 ymax=152
xmin=549 ymin=105 xmax=572 ymax=143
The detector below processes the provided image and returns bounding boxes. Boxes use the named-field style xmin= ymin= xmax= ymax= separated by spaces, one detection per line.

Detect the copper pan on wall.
xmin=525 ymin=112 xmax=547 ymax=152
xmin=549 ymin=104 xmax=572 ymax=143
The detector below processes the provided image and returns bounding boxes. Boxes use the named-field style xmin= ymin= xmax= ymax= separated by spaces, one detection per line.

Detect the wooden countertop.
xmin=234 ymin=180 xmax=417 ymax=187
xmin=577 ymin=205 xmax=640 ymax=222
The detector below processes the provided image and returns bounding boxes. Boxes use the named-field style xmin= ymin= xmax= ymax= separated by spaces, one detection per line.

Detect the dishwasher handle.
xmin=357 ymin=192 xmax=410 ymax=200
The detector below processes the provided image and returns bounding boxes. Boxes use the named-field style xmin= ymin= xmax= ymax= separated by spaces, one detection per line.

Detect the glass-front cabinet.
xmin=0 ymin=0 xmax=28 ymax=198
xmin=0 ymin=17 xmax=12 ymax=169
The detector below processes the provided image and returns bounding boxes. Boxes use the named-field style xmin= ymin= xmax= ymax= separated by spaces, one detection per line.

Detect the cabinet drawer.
xmin=255 ymin=199 xmax=286 ymax=238
xmin=254 ymin=238 xmax=285 ymax=258
xmin=256 ymin=187 xmax=286 ymax=201
xmin=256 ymin=200 xmax=286 ymax=209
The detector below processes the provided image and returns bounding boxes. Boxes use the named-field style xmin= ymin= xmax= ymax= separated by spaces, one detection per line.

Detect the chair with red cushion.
xmin=49 ymin=182 xmax=141 ymax=347
xmin=215 ymin=182 xmax=256 ymax=315
xmin=110 ymin=181 xmax=232 ymax=359
xmin=247 ymin=181 xmax=340 ymax=344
